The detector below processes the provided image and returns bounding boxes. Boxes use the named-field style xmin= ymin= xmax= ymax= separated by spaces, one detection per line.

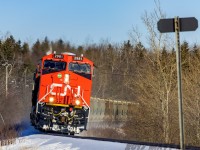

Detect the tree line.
xmin=0 ymin=34 xmax=200 ymax=146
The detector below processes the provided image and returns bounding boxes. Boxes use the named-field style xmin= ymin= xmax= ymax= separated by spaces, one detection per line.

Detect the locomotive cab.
xmin=30 ymin=52 xmax=93 ymax=134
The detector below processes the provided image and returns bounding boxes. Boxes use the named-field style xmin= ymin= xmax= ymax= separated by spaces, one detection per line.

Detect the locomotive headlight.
xmin=49 ymin=97 xmax=54 ymax=103
xmin=75 ymin=99 xmax=81 ymax=105
xmin=64 ymin=74 xmax=69 ymax=84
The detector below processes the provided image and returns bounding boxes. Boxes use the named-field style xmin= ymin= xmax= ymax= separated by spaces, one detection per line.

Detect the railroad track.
xmin=43 ymin=131 xmax=200 ymax=150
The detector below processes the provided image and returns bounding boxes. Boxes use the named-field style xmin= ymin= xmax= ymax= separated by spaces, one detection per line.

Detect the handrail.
xmin=80 ymin=94 xmax=90 ymax=122
xmin=36 ymin=86 xmax=55 ymax=114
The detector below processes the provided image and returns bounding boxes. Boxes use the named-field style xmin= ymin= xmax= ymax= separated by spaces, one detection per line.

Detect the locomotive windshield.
xmin=69 ymin=63 xmax=91 ymax=79
xmin=42 ymin=60 xmax=66 ymax=74
xmin=69 ymin=63 xmax=91 ymax=73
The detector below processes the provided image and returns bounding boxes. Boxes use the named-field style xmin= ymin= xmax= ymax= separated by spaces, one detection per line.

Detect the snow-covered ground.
xmin=1 ymin=126 xmax=177 ymax=150
xmin=2 ymin=134 xmax=127 ymax=150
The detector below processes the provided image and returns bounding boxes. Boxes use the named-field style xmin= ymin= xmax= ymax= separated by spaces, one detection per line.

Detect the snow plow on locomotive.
xmin=30 ymin=52 xmax=94 ymax=135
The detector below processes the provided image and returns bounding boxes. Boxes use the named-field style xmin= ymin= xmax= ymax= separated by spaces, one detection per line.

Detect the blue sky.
xmin=0 ymin=0 xmax=200 ymax=46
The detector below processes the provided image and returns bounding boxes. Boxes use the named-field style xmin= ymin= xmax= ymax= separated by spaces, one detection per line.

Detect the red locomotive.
xmin=30 ymin=52 xmax=94 ymax=135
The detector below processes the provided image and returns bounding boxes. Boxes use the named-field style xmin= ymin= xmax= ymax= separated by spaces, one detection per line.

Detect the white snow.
xmin=1 ymin=134 xmax=127 ymax=150
xmin=1 ymin=126 xmax=178 ymax=150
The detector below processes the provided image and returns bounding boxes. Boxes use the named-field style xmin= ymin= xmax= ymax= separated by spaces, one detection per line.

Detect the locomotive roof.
xmin=61 ymin=52 xmax=76 ymax=56
xmin=40 ymin=52 xmax=93 ymax=65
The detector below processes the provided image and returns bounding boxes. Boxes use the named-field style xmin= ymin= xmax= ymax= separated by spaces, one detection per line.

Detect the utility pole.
xmin=24 ymin=68 xmax=28 ymax=101
xmin=174 ymin=16 xmax=185 ymax=150
xmin=24 ymin=68 xmax=27 ymax=89
xmin=2 ymin=62 xmax=12 ymax=99
xmin=5 ymin=65 xmax=8 ymax=98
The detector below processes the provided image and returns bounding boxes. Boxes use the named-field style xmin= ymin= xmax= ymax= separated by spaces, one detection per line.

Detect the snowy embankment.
xmin=1 ymin=126 xmax=177 ymax=150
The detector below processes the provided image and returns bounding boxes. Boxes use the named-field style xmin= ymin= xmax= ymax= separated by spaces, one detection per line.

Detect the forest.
xmin=0 ymin=5 xmax=200 ymax=148
xmin=0 ymin=34 xmax=200 ymax=147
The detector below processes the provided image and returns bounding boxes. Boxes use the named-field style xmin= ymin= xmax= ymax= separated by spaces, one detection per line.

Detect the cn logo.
xmin=50 ymin=83 xmax=81 ymax=97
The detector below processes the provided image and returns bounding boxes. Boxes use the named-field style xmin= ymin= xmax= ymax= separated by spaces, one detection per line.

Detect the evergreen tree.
xmin=192 ymin=43 xmax=200 ymax=59
xmin=41 ymin=37 xmax=50 ymax=54
xmin=181 ymin=41 xmax=190 ymax=70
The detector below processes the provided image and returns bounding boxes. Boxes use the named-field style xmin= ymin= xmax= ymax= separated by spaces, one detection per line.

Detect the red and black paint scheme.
xmin=30 ymin=52 xmax=94 ymax=134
